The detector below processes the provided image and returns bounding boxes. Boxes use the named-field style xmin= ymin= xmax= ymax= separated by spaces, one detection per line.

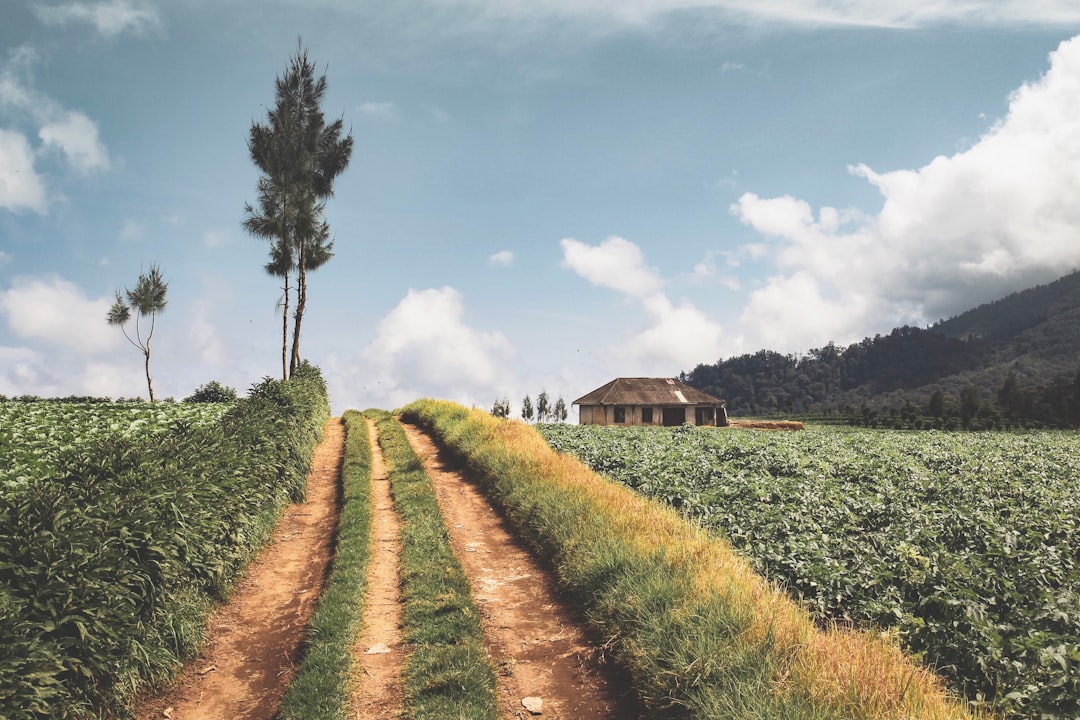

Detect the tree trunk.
xmin=281 ymin=273 xmax=290 ymax=380
xmin=290 ymin=241 xmax=307 ymax=377
xmin=144 ymin=342 xmax=155 ymax=402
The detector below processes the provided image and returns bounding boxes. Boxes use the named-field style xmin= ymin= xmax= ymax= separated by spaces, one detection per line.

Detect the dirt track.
xmin=401 ymin=421 xmax=641 ymax=720
xmin=134 ymin=417 xmax=343 ymax=720
xmin=132 ymin=415 xmax=640 ymax=720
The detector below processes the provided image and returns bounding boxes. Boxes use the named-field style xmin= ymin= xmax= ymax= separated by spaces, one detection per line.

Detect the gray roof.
xmin=573 ymin=377 xmax=723 ymax=406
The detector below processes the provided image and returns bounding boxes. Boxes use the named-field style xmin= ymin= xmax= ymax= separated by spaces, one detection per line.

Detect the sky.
xmin=2 ymin=1 xmax=1080 ymax=416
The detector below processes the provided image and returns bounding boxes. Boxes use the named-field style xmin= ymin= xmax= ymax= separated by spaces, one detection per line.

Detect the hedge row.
xmin=0 ymin=363 xmax=330 ymax=719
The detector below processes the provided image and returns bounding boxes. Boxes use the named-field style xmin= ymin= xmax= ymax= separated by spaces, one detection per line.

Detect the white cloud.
xmin=32 ymin=0 xmax=161 ymax=37
xmin=0 ymin=129 xmax=48 ymax=213
xmin=0 ymin=46 xmax=110 ymax=208
xmin=38 ymin=111 xmax=110 ymax=173
xmin=561 ymin=236 xmax=726 ymax=370
xmin=0 ymin=276 xmax=116 ymax=353
xmin=0 ymin=251 xmax=11 ymax=268
xmin=730 ymin=33 xmax=1080 ymax=352
xmin=362 ymin=287 xmax=514 ymax=407
xmin=358 ymin=101 xmax=399 ymax=119
xmin=633 ymin=292 xmax=725 ymax=369
xmin=560 ymin=235 xmax=663 ymax=297
xmin=488 ymin=250 xmax=514 ymax=266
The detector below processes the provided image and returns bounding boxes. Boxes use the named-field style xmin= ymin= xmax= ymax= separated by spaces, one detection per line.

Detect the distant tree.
xmin=927 ymin=390 xmax=945 ymax=418
xmin=997 ymin=371 xmax=1023 ymax=419
xmin=185 ymin=381 xmax=238 ymax=403
xmin=536 ymin=390 xmax=550 ymax=423
xmin=244 ymin=41 xmax=353 ymax=378
xmin=554 ymin=396 xmax=568 ymax=423
xmin=107 ymin=264 xmax=168 ymax=402
xmin=490 ymin=398 xmax=510 ymax=418
xmin=522 ymin=395 xmax=534 ymax=423
xmin=959 ymin=385 xmax=981 ymax=427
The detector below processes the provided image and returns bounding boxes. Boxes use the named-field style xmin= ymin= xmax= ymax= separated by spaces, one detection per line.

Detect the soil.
xmin=348 ymin=418 xmax=406 ymax=719
xmin=400 ymin=421 xmax=643 ymax=720
xmin=133 ymin=417 xmax=344 ymax=720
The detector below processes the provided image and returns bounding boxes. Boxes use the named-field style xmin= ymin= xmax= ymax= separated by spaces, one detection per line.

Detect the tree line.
xmin=490 ymin=391 xmax=569 ymax=423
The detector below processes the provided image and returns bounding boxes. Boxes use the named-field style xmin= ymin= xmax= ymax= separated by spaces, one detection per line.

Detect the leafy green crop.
xmin=539 ymin=423 xmax=1080 ymax=720
xmin=0 ymin=400 xmax=231 ymax=493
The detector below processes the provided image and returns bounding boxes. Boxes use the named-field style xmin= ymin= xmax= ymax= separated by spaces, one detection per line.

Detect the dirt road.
xmin=134 ymin=417 xmax=344 ymax=720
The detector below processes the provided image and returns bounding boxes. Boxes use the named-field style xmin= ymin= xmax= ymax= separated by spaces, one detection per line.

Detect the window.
xmin=613 ymin=406 xmax=627 ymax=423
xmin=641 ymin=407 xmax=653 ymax=424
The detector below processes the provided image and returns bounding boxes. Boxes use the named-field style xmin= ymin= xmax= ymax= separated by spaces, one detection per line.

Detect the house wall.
xmin=578 ymin=404 xmax=709 ymax=426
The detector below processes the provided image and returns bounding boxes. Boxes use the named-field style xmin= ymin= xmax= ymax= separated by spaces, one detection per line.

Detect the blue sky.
xmin=2 ymin=1 xmax=1080 ymax=415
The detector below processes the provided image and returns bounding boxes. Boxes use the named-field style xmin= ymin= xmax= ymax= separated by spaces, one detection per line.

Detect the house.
xmin=573 ymin=377 xmax=727 ymax=427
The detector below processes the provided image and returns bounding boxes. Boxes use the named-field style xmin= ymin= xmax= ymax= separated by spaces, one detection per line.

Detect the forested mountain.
xmin=682 ymin=270 xmax=1080 ymax=428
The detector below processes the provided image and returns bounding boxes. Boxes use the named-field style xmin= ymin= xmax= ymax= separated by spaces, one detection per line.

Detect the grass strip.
xmin=278 ymin=410 xmax=373 ymax=719
xmin=399 ymin=399 xmax=982 ymax=720
xmin=369 ymin=409 xmax=497 ymax=720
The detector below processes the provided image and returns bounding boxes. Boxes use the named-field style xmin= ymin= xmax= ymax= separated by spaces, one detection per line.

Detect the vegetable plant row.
xmin=538 ymin=423 xmax=1080 ymax=720
xmin=0 ymin=399 xmax=232 ymax=493
xmin=0 ymin=364 xmax=329 ymax=719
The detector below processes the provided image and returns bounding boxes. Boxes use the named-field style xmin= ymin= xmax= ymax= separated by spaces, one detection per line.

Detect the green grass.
xmin=369 ymin=409 xmax=497 ymax=720
xmin=278 ymin=410 xmax=374 ymax=720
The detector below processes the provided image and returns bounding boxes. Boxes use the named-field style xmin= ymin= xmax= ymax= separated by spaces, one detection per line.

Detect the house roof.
xmin=572 ymin=377 xmax=724 ymax=406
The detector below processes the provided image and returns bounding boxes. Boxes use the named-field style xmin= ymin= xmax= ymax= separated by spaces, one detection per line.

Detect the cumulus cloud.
xmin=488 ymin=250 xmax=514 ymax=266
xmin=0 ymin=46 xmax=110 ymax=211
xmin=0 ymin=276 xmax=116 ymax=353
xmin=39 ymin=111 xmax=110 ymax=173
xmin=0 ymin=129 xmax=48 ymax=212
xmin=32 ymin=0 xmax=161 ymax=37
xmin=562 ymin=236 xmax=725 ymax=369
xmin=363 ymin=287 xmax=514 ymax=407
xmin=730 ymin=33 xmax=1080 ymax=352
xmin=560 ymin=236 xmax=663 ymax=297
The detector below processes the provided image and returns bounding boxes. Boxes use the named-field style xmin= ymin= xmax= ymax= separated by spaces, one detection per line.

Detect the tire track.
xmin=400 ymin=421 xmax=641 ymax=720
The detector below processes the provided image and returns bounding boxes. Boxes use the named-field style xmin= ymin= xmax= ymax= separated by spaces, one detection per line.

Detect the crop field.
xmin=539 ymin=423 xmax=1080 ymax=720
xmin=0 ymin=400 xmax=233 ymax=492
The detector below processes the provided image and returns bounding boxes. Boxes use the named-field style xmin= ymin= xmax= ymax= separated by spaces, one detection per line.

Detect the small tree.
xmin=522 ymin=395 xmax=534 ymax=423
xmin=490 ymin=398 xmax=510 ymax=418
xmin=107 ymin=264 xmax=167 ymax=402
xmin=185 ymin=381 xmax=238 ymax=403
xmin=554 ymin=396 xmax=568 ymax=423
xmin=536 ymin=390 xmax=550 ymax=423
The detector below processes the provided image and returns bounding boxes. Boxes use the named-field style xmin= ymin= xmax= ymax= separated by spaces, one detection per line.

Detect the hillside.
xmin=682 ymin=269 xmax=1080 ymax=427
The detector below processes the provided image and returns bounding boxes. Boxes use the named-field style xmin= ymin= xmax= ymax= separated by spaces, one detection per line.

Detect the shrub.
xmin=184 ymin=380 xmax=238 ymax=403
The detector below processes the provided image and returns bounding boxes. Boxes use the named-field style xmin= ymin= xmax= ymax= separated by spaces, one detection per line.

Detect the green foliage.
xmin=0 ymin=400 xmax=231 ymax=493
xmin=539 ymin=423 xmax=1080 ymax=719
xmin=183 ymin=381 xmax=238 ymax=403
xmin=279 ymin=411 xmax=373 ymax=720
xmin=0 ymin=364 xmax=329 ymax=718
xmin=369 ymin=410 xmax=497 ymax=720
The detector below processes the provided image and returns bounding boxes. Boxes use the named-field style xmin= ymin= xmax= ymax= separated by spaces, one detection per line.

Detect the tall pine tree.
xmin=244 ymin=41 xmax=352 ymax=377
